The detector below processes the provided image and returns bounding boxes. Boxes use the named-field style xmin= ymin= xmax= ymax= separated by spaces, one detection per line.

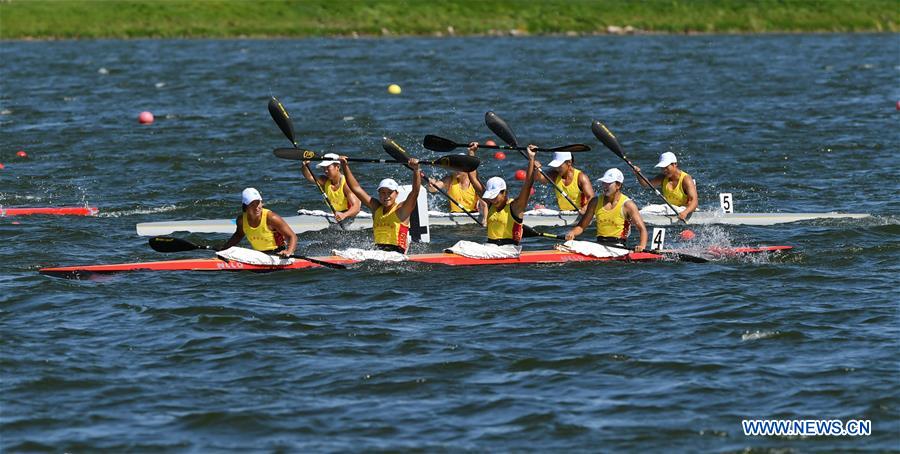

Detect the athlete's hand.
xmin=467 ymin=142 xmax=479 ymax=155
xmin=408 ymin=158 xmax=420 ymax=170
xmin=677 ymin=211 xmax=688 ymax=222
xmin=633 ymin=165 xmax=642 ymax=174
xmin=526 ymin=144 xmax=538 ymax=160
xmin=334 ymin=211 xmax=347 ymax=222
xmin=564 ymin=231 xmax=576 ymax=241
xmin=634 ymin=245 xmax=645 ymax=252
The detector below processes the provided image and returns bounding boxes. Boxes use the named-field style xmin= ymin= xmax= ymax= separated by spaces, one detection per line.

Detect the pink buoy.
xmin=16 ymin=150 xmax=27 ymax=158
xmin=138 ymin=111 xmax=154 ymax=124
xmin=485 ymin=139 xmax=497 ymax=147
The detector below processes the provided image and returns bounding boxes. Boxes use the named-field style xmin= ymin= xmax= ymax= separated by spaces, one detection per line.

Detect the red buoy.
xmin=138 ymin=111 xmax=154 ymax=124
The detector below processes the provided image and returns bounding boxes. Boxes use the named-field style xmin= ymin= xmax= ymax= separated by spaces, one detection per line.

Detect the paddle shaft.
xmin=268 ymin=97 xmax=347 ymax=230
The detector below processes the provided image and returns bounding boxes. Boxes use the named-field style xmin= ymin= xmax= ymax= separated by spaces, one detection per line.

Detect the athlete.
xmin=426 ymin=145 xmax=486 ymax=216
xmin=565 ymin=169 xmax=647 ymax=252
xmin=300 ymin=153 xmax=361 ymax=223
xmin=340 ymin=156 xmax=422 ymax=253
xmin=468 ymin=143 xmax=538 ymax=246
xmin=222 ymin=188 xmax=298 ymax=257
xmin=632 ymin=151 xmax=698 ymax=221
xmin=534 ymin=151 xmax=594 ymax=214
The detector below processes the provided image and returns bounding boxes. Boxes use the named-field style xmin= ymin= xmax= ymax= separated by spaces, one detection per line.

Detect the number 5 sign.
xmin=719 ymin=193 xmax=734 ymax=213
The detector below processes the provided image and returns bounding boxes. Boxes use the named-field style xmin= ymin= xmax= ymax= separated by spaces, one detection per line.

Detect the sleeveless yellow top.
xmin=446 ymin=178 xmax=477 ymax=213
xmin=662 ymin=171 xmax=690 ymax=207
xmin=595 ymin=194 xmax=631 ymax=240
xmin=554 ymin=168 xmax=584 ymax=211
xmin=323 ymin=176 xmax=349 ymax=212
xmin=373 ymin=204 xmax=409 ymax=251
xmin=487 ymin=202 xmax=523 ymax=244
xmin=242 ymin=208 xmax=284 ymax=251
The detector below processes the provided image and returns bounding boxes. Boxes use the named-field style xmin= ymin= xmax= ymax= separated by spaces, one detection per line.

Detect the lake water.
xmin=2 ymin=34 xmax=898 ymax=451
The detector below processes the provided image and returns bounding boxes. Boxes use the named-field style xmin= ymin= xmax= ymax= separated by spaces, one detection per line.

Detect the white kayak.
xmin=135 ymin=208 xmax=870 ymax=236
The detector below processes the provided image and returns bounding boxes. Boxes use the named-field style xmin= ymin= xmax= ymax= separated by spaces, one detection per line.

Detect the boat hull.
xmin=135 ymin=210 xmax=869 ymax=236
xmin=39 ymin=246 xmax=792 ymax=279
xmin=2 ymin=206 xmax=98 ymax=217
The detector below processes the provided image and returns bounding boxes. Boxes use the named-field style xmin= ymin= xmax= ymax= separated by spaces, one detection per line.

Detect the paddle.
xmin=381 ymin=137 xmax=485 ymax=227
xmin=148 ymin=236 xmax=348 ymax=270
xmin=273 ymin=148 xmax=480 ymax=172
xmin=268 ymin=96 xmax=346 ymax=230
xmin=423 ymin=134 xmax=591 ymax=154
xmin=590 ymin=120 xmax=686 ymax=224
xmin=484 ymin=111 xmax=582 ymax=211
xmin=520 ymin=226 xmax=708 ymax=262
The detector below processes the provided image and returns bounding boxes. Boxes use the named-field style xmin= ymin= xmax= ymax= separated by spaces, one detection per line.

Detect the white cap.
xmin=377 ymin=178 xmax=400 ymax=192
xmin=316 ymin=153 xmax=340 ymax=168
xmin=241 ymin=187 xmax=262 ymax=205
xmin=655 ymin=152 xmax=678 ymax=168
xmin=547 ymin=151 xmax=573 ymax=168
xmin=598 ymin=168 xmax=624 ymax=184
xmin=482 ymin=176 xmax=507 ymax=200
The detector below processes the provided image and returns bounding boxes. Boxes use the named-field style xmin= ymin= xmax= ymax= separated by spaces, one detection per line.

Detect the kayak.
xmin=134 ymin=209 xmax=870 ymax=236
xmin=1 ymin=206 xmax=99 ymax=217
xmin=39 ymin=246 xmax=792 ymax=279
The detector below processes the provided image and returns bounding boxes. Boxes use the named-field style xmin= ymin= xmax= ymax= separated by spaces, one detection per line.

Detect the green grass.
xmin=1 ymin=0 xmax=897 ymax=39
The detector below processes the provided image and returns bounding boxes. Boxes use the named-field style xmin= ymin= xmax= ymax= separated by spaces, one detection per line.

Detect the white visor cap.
xmin=482 ymin=176 xmax=507 ymax=200
xmin=317 ymin=153 xmax=341 ymax=167
xmin=377 ymin=178 xmax=400 ymax=192
xmin=655 ymin=152 xmax=678 ymax=168
xmin=598 ymin=168 xmax=624 ymax=184
xmin=547 ymin=151 xmax=573 ymax=168
xmin=241 ymin=187 xmax=262 ymax=205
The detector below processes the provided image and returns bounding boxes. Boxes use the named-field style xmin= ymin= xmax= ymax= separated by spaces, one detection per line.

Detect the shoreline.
xmin=2 ymin=0 xmax=896 ymax=40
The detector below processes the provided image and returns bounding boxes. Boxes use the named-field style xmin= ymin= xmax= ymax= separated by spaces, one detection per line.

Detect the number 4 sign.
xmin=651 ymin=228 xmax=666 ymax=250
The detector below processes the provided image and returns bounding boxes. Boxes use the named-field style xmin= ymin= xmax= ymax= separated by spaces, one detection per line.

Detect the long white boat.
xmin=135 ymin=208 xmax=870 ymax=237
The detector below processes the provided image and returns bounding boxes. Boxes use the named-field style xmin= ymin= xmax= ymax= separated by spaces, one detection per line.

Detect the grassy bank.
xmin=1 ymin=0 xmax=897 ymax=39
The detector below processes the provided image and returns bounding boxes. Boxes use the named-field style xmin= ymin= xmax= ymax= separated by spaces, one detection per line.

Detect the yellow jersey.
xmin=554 ymin=168 xmax=585 ymax=211
xmin=323 ymin=176 xmax=349 ymax=212
xmin=446 ymin=178 xmax=478 ymax=213
xmin=487 ymin=202 xmax=523 ymax=245
xmin=661 ymin=171 xmax=690 ymax=207
xmin=373 ymin=204 xmax=409 ymax=252
xmin=242 ymin=208 xmax=284 ymax=251
xmin=595 ymin=194 xmax=631 ymax=241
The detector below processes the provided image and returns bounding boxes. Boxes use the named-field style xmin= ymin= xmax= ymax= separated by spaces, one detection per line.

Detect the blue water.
xmin=2 ymin=35 xmax=898 ymax=451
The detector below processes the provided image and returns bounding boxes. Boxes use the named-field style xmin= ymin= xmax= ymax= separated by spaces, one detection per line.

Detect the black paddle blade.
xmin=422 ymin=135 xmax=461 ymax=153
xmin=485 ymin=111 xmax=518 ymax=147
xmin=591 ymin=120 xmax=626 ymax=159
xmin=273 ymin=148 xmax=321 ymax=161
xmin=382 ymin=137 xmax=411 ymax=163
xmin=522 ymin=225 xmax=561 ymax=239
xmin=431 ymin=154 xmax=480 ymax=172
xmin=268 ymin=97 xmax=297 ymax=146
xmin=149 ymin=236 xmax=202 ymax=253
xmin=550 ymin=143 xmax=592 ymax=153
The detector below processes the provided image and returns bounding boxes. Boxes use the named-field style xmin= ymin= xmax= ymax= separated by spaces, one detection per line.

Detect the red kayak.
xmin=39 ymin=246 xmax=792 ymax=279
xmin=1 ymin=206 xmax=98 ymax=217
